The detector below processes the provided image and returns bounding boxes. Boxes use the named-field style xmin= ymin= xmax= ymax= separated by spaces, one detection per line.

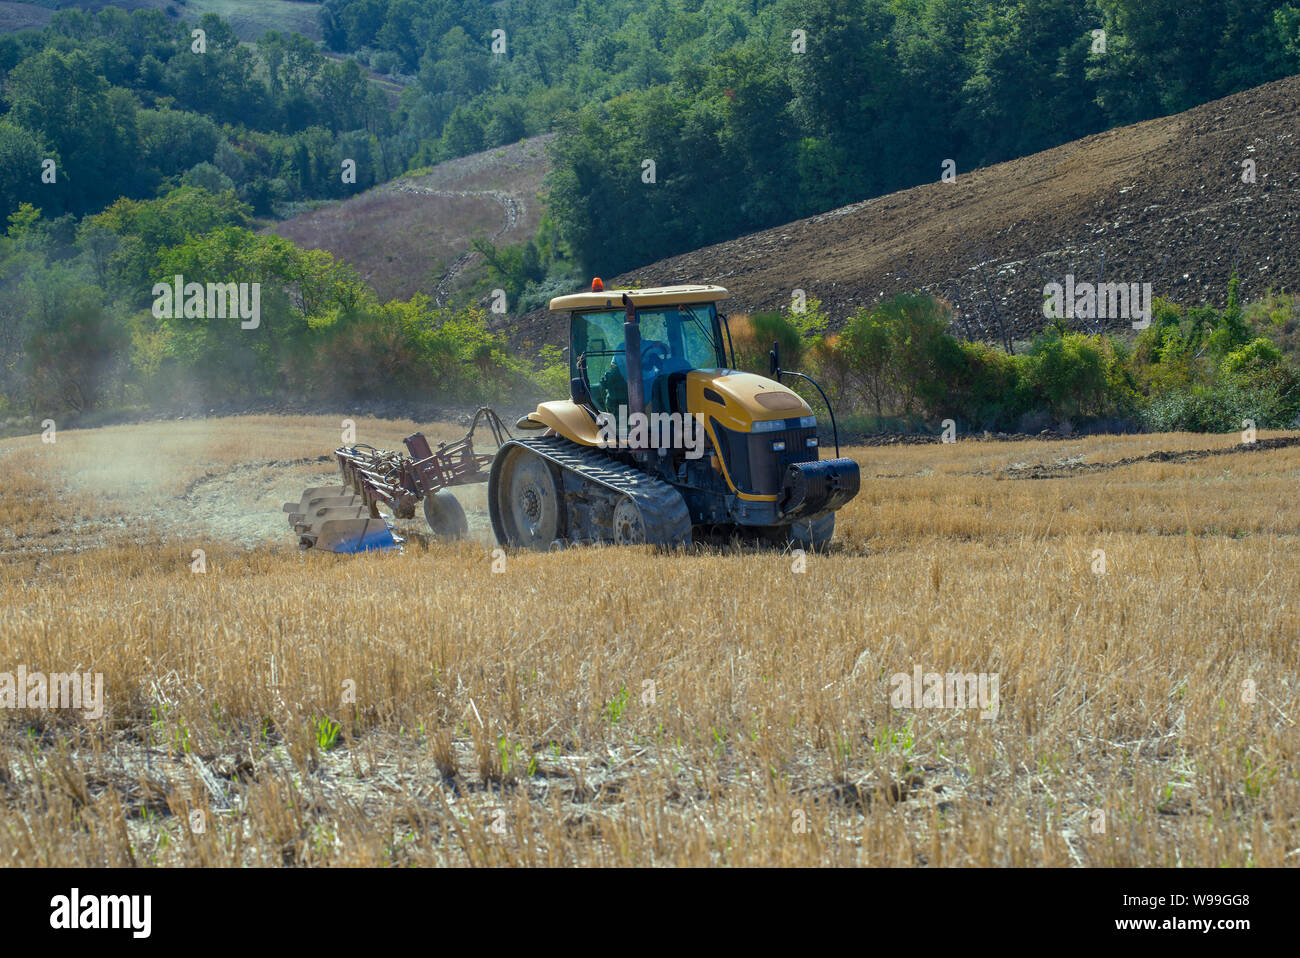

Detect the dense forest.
xmin=0 ymin=7 xmax=399 ymax=218
xmin=320 ymin=0 xmax=1300 ymax=274
xmin=7 ymin=1 xmax=1299 ymax=264
xmin=2 ymin=0 xmax=1300 ymax=429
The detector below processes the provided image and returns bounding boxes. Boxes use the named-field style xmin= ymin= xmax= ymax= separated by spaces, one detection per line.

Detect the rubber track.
xmin=505 ymin=436 xmax=693 ymax=546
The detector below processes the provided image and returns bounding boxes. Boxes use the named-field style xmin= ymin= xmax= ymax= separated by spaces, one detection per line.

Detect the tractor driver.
xmin=593 ymin=339 xmax=669 ymax=413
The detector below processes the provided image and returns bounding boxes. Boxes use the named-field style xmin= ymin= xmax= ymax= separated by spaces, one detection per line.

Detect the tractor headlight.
xmin=771 ymin=440 xmax=786 ymax=452
xmin=806 ymin=437 xmax=818 ymax=447
xmin=753 ymin=415 xmax=817 ymax=433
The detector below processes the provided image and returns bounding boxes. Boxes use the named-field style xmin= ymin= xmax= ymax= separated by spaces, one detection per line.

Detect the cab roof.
xmin=549 ymin=284 xmax=730 ymax=312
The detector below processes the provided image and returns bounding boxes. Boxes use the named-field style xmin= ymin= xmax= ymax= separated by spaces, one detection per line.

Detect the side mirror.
xmin=769 ymin=340 xmax=781 ymax=379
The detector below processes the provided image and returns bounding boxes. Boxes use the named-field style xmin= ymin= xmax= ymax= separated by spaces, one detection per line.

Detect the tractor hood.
xmin=686 ymin=370 xmax=812 ymax=433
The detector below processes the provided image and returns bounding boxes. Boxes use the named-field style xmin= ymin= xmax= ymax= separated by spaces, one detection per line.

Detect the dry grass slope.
xmin=0 ymin=2 xmax=321 ymax=41
xmin=269 ymin=136 xmax=554 ymax=304
xmin=0 ymin=2 xmax=51 ymax=34
xmin=0 ymin=419 xmax=1296 ymax=865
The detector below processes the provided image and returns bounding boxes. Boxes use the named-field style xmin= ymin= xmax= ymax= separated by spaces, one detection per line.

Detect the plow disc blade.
xmin=289 ymin=496 xmax=364 ymax=521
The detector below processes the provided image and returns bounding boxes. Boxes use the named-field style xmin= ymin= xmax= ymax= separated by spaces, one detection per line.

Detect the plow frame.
xmin=335 ymin=407 xmax=513 ymax=520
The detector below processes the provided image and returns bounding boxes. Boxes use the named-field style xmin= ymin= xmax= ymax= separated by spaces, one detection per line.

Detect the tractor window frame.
xmin=569 ymin=303 xmax=726 ymax=387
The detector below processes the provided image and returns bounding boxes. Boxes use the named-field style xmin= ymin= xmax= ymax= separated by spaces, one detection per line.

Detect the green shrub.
xmin=939 ymin=340 xmax=1034 ymax=431
xmin=831 ymin=294 xmax=960 ymax=419
xmin=744 ymin=310 xmax=806 ymax=372
xmin=1221 ymin=337 xmax=1285 ymax=379
xmin=835 ymin=306 xmax=893 ymax=417
xmin=1141 ymin=378 xmax=1300 ymax=432
xmin=20 ymin=265 xmax=129 ymax=412
xmin=532 ymin=344 xmax=571 ymax=397
xmin=518 ymin=276 xmax=584 ymax=314
xmin=1203 ymin=274 xmax=1250 ymax=360
xmin=1022 ymin=328 xmax=1137 ymax=424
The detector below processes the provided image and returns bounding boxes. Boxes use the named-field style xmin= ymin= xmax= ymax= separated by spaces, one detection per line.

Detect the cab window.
xmin=571 ymin=303 xmax=725 ymax=413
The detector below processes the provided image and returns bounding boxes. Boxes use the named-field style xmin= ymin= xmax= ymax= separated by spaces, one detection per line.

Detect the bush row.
xmin=729 ymin=283 xmax=1300 ymax=435
xmin=6 ymin=189 xmax=1296 ymax=438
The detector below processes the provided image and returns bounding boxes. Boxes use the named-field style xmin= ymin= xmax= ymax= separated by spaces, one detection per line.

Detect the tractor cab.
xmin=545 ymin=281 xmax=732 ymax=419
xmin=568 ymin=295 xmax=729 ymax=416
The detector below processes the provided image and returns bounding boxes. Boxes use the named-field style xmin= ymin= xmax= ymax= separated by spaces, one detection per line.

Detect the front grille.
xmin=711 ymin=419 xmax=818 ymax=495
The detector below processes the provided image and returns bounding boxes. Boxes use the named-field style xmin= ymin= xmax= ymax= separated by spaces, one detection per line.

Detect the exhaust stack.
xmin=622 ymin=293 xmax=645 ymax=429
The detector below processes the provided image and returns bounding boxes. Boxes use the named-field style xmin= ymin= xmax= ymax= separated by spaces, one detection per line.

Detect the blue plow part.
xmin=310 ymin=516 xmax=404 ymax=553
xmin=333 ymin=524 xmax=400 ymax=553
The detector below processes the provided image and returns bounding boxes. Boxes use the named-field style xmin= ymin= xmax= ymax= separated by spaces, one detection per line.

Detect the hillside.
xmin=513 ymin=75 xmax=1300 ymax=352
xmin=269 ymin=134 xmax=554 ymax=304
xmin=0 ymin=0 xmax=322 ymax=40
xmin=0 ymin=1 xmax=49 ymax=31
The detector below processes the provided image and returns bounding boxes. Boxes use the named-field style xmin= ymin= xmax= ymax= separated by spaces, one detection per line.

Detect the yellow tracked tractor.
xmin=286 ymin=282 xmax=859 ymax=552
xmin=497 ymin=281 xmax=859 ymax=549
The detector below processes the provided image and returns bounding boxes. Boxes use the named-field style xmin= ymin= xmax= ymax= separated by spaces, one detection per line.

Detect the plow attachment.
xmin=284 ymin=407 xmax=511 ymax=553
xmin=282 ymin=486 xmax=400 ymax=552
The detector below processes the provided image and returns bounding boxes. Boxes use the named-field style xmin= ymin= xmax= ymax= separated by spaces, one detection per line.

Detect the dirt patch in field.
xmin=996 ymin=435 xmax=1300 ymax=479
xmin=179 ymin=458 xmax=497 ymax=549
xmin=0 ymin=416 xmax=503 ymax=554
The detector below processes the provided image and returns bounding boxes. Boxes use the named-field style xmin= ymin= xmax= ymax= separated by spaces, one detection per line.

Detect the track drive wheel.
xmin=612 ymin=496 xmax=647 ymax=545
xmin=492 ymin=445 xmax=565 ymax=549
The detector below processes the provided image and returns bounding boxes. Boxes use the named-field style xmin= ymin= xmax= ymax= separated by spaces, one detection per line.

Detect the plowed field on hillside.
xmin=517 ymin=76 xmax=1300 ymax=352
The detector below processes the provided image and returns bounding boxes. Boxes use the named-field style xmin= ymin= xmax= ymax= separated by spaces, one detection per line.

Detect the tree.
xmin=838 ymin=306 xmax=893 ymax=418
xmin=788 ymin=0 xmax=898 ymax=200
xmin=1092 ymin=0 xmax=1292 ymax=121
xmin=442 ymin=106 xmax=486 ymax=156
xmin=137 ymin=108 xmax=221 ymax=180
xmin=485 ymin=96 xmax=528 ymax=147
xmin=959 ymin=0 xmax=1106 ymax=164
xmin=0 ymin=121 xmax=50 ymax=217
xmin=6 ymin=49 xmax=132 ymax=214
xmin=20 ymin=265 xmax=127 ymax=412
xmin=315 ymin=58 xmax=368 ymax=132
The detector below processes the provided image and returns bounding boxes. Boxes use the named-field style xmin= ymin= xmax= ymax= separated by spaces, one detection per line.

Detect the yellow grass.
xmin=0 ymin=418 xmax=1296 ymax=866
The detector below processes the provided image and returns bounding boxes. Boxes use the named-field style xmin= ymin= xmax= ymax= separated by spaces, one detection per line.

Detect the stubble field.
xmin=0 ymin=417 xmax=1296 ymax=866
